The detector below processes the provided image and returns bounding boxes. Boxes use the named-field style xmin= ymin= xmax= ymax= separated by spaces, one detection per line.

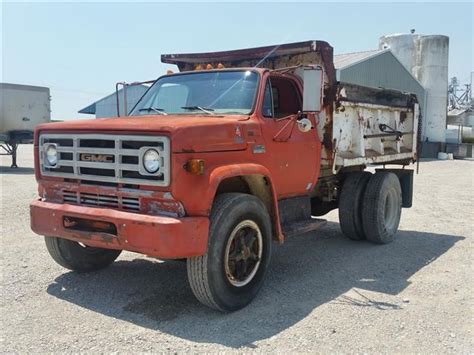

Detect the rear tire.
xmin=362 ymin=172 xmax=402 ymax=244
xmin=44 ymin=236 xmax=122 ymax=272
xmin=187 ymin=193 xmax=272 ymax=312
xmin=338 ymin=172 xmax=372 ymax=240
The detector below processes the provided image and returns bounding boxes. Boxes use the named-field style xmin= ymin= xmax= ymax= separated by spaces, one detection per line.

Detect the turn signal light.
xmin=184 ymin=159 xmax=205 ymax=175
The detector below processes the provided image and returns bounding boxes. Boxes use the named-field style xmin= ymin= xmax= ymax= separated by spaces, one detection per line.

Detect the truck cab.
xmin=30 ymin=41 xmax=419 ymax=312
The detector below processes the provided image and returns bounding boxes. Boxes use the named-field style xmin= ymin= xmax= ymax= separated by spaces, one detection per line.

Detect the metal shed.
xmin=79 ymin=84 xmax=148 ymax=118
xmin=335 ymin=49 xmax=426 ymax=129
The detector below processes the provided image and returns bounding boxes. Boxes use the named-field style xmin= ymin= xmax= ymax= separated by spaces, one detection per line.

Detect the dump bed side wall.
xmin=327 ymin=82 xmax=418 ymax=170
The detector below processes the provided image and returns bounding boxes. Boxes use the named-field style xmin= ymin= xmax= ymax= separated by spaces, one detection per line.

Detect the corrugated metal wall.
xmin=95 ymin=85 xmax=148 ymax=118
xmin=339 ymin=51 xmax=426 ymax=118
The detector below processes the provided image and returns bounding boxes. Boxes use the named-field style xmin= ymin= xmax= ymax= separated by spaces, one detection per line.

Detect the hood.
xmin=36 ymin=114 xmax=252 ymax=153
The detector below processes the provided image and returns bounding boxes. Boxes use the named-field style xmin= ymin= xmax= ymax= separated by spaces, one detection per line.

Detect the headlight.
xmin=143 ymin=149 xmax=161 ymax=173
xmin=45 ymin=144 xmax=58 ymax=166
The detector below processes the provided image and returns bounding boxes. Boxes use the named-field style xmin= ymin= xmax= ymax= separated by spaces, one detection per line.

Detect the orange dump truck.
xmin=30 ymin=41 xmax=419 ymax=311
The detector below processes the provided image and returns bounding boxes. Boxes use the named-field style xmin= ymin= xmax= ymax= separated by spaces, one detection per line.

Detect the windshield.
xmin=130 ymin=70 xmax=259 ymax=116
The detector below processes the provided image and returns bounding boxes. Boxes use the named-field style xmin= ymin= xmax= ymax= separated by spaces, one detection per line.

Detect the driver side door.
xmin=259 ymin=73 xmax=320 ymax=198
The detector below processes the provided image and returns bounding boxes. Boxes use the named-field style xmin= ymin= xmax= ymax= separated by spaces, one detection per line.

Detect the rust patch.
xmin=322 ymin=104 xmax=334 ymax=159
xmin=147 ymin=200 xmax=185 ymax=217
xmin=180 ymin=148 xmax=196 ymax=153
xmin=94 ymin=233 xmax=115 ymax=243
xmin=68 ymin=231 xmax=115 ymax=244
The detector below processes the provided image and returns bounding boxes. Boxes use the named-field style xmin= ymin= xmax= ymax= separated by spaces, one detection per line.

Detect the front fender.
xmin=204 ymin=163 xmax=284 ymax=242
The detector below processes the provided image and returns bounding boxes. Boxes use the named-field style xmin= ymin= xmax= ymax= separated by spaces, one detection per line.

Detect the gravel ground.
xmin=1 ymin=145 xmax=473 ymax=353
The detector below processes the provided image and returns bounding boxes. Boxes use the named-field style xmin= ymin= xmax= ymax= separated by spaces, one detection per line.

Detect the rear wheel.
xmin=338 ymin=172 xmax=372 ymax=240
xmin=44 ymin=236 xmax=122 ymax=272
xmin=187 ymin=193 xmax=272 ymax=312
xmin=362 ymin=172 xmax=402 ymax=244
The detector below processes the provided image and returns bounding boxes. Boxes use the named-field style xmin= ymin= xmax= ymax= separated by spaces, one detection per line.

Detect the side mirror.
xmin=302 ymin=68 xmax=323 ymax=112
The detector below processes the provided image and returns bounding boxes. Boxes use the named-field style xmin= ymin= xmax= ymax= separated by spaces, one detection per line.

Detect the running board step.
xmin=282 ymin=218 xmax=327 ymax=238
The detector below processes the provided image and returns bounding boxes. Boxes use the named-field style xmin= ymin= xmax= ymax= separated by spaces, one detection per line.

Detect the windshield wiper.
xmin=181 ymin=106 xmax=215 ymax=115
xmin=139 ymin=107 xmax=168 ymax=115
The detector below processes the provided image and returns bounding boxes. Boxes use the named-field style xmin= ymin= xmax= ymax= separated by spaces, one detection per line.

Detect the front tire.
xmin=44 ymin=236 xmax=122 ymax=272
xmin=187 ymin=193 xmax=272 ymax=312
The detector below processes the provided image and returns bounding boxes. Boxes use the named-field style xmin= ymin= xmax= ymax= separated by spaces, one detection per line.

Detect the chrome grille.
xmin=39 ymin=134 xmax=170 ymax=186
xmin=62 ymin=190 xmax=140 ymax=212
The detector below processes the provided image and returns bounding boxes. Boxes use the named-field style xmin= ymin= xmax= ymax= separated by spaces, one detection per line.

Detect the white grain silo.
xmin=414 ymin=35 xmax=449 ymax=143
xmin=379 ymin=33 xmax=449 ymax=144
xmin=379 ymin=33 xmax=419 ymax=73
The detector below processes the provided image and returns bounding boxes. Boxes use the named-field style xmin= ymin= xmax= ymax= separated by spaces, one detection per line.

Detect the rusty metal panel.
xmin=329 ymin=83 xmax=418 ymax=170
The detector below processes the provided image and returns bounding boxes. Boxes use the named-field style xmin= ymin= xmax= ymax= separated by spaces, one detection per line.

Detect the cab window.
xmin=262 ymin=80 xmax=274 ymax=117
xmin=262 ymin=76 xmax=301 ymax=118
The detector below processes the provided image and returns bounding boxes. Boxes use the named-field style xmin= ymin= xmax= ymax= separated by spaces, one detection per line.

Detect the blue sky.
xmin=2 ymin=1 xmax=473 ymax=120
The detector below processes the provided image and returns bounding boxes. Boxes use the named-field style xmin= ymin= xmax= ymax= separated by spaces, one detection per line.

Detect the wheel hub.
xmin=224 ymin=220 xmax=263 ymax=287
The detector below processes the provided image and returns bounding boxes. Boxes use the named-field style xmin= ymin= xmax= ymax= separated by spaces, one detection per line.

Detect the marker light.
xmin=184 ymin=159 xmax=205 ymax=175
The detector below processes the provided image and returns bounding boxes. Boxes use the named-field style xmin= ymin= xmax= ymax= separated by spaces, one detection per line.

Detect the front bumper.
xmin=30 ymin=200 xmax=209 ymax=259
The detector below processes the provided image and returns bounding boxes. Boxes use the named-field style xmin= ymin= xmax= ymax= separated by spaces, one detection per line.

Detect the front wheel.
xmin=44 ymin=236 xmax=122 ymax=272
xmin=187 ymin=193 xmax=272 ymax=312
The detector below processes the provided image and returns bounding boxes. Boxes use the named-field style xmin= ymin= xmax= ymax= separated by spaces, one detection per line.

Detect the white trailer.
xmin=0 ymin=83 xmax=51 ymax=167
